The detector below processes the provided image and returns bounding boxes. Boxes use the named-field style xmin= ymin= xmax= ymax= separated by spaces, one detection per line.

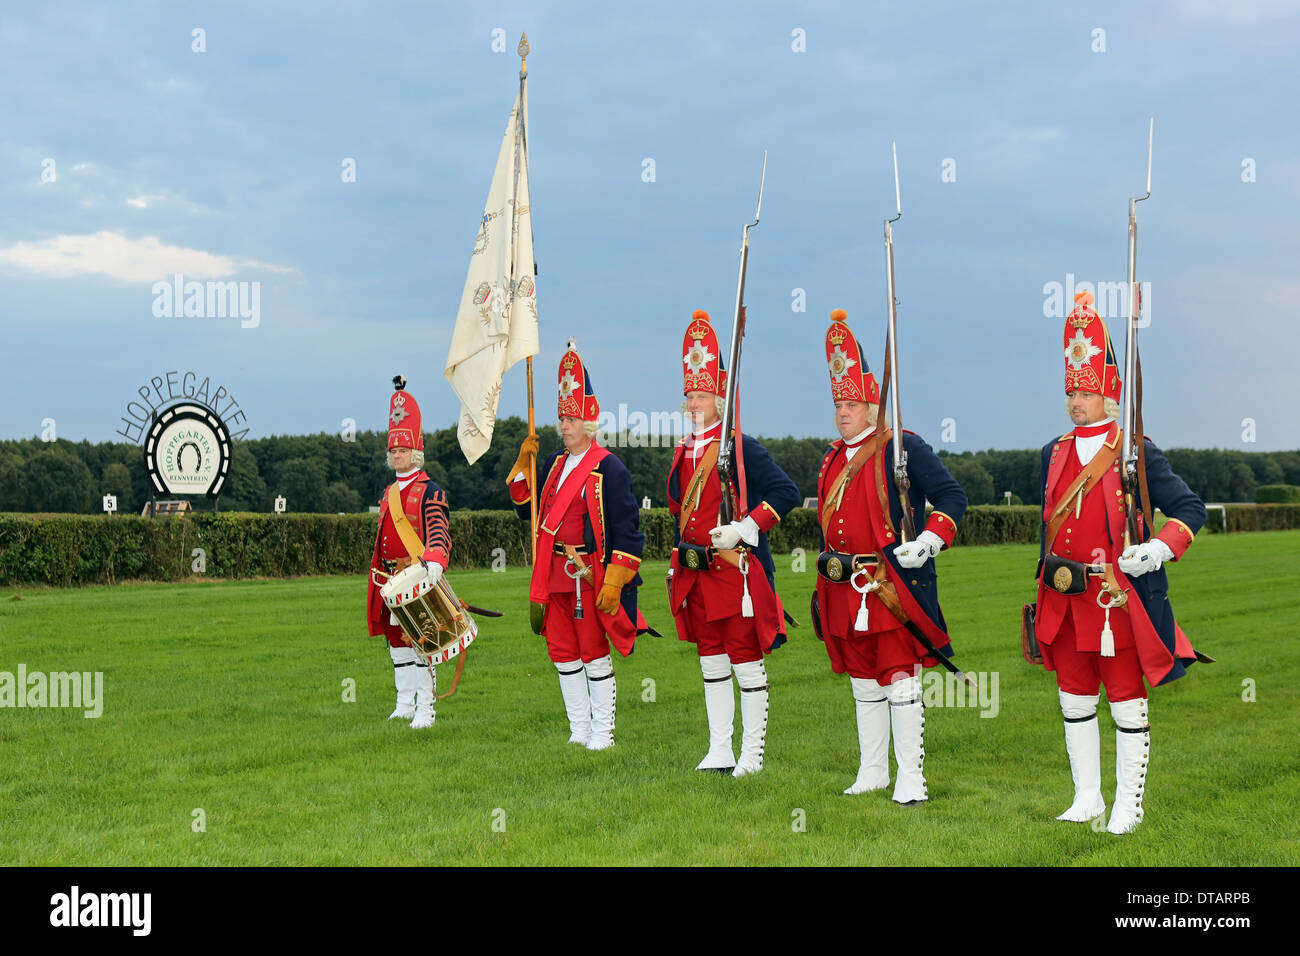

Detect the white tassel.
xmin=1100 ymin=606 xmax=1115 ymax=658
xmin=854 ymin=593 xmax=869 ymax=631
xmin=740 ymin=554 xmax=754 ymax=618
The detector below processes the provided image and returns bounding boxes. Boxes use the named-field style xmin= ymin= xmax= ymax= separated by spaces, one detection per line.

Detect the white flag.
xmin=444 ymin=83 xmax=540 ymax=464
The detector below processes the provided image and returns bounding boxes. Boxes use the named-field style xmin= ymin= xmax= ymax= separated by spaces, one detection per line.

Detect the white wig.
xmin=387 ymin=448 xmax=425 ymax=469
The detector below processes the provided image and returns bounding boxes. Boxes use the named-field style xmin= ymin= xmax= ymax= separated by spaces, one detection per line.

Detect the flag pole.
xmin=514 ymin=33 xmax=539 ymax=555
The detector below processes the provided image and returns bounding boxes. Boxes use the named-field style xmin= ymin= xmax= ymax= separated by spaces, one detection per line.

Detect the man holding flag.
xmin=506 ymin=342 xmax=649 ymax=751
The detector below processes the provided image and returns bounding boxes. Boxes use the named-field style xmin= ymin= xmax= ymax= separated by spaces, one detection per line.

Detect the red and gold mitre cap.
xmin=387 ymin=374 xmax=424 ymax=451
xmin=825 ymin=309 xmax=879 ymax=404
xmin=557 ymin=340 xmax=600 ymax=423
xmin=1063 ymin=291 xmax=1122 ymax=401
xmin=681 ymin=309 xmax=728 ymax=397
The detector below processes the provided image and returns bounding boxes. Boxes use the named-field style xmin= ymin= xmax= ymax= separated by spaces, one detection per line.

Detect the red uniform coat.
xmin=665 ymin=427 xmax=793 ymax=653
xmin=813 ymin=431 xmax=965 ymax=671
xmin=366 ymin=472 xmax=450 ymax=640
xmin=510 ymin=446 xmax=646 ymax=657
xmin=1035 ymin=423 xmax=1201 ymax=686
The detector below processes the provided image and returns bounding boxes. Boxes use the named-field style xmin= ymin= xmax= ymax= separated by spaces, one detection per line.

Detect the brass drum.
xmin=375 ymin=564 xmax=478 ymax=664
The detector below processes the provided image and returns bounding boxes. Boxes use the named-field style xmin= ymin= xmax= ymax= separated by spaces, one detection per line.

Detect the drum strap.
xmin=436 ymin=649 xmax=468 ymax=700
xmin=387 ymin=482 xmax=426 ymax=562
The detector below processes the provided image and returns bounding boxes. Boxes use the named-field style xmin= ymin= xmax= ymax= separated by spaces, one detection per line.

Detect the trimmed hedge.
xmin=0 ymin=513 xmax=378 ymax=587
xmin=1221 ymin=503 xmax=1300 ymax=533
xmin=1256 ymin=484 xmax=1300 ymax=504
xmin=4 ymin=504 xmax=1299 ymax=586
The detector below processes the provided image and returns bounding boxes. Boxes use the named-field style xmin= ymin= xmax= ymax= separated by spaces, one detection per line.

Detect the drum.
xmin=376 ymin=563 xmax=478 ymax=664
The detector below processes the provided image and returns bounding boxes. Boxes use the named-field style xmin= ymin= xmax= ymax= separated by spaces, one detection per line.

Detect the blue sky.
xmin=2 ymin=0 xmax=1297 ymax=453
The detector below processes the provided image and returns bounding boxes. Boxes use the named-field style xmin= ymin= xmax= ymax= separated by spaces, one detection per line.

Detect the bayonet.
xmin=717 ymin=150 xmax=766 ymax=525
xmin=882 ymin=141 xmax=915 ymax=542
xmin=1122 ymin=118 xmax=1154 ymax=547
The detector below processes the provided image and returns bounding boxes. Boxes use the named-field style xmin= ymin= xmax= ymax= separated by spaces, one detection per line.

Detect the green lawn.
xmin=1 ymin=532 xmax=1297 ymax=866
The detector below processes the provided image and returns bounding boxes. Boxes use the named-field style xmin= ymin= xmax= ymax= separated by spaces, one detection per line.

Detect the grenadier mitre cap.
xmin=681 ymin=309 xmax=728 ymax=398
xmin=557 ymin=339 xmax=600 ymax=423
xmin=825 ymin=309 xmax=879 ymax=404
xmin=1063 ymin=291 xmax=1122 ymax=401
xmin=387 ymin=374 xmax=424 ymax=451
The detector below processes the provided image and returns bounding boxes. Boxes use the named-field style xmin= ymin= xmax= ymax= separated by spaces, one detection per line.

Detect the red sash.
xmin=528 ymin=446 xmax=610 ymax=603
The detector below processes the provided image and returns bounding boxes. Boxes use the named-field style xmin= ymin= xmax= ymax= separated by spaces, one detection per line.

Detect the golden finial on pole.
xmin=518 ymin=33 xmax=529 ymax=75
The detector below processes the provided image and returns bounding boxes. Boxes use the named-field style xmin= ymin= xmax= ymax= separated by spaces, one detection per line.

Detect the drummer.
xmin=366 ymin=374 xmax=452 ymax=730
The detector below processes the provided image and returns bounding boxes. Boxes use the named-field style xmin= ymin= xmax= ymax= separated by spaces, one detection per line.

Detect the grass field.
xmin=2 ymin=532 xmax=1298 ymax=866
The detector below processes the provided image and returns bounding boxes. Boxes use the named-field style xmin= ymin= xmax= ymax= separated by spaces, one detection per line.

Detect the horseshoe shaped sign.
xmin=144 ymin=403 xmax=233 ymax=497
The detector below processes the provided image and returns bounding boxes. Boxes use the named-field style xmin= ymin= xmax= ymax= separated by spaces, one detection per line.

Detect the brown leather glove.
xmin=596 ymin=562 xmax=637 ymax=615
xmin=506 ymin=435 xmax=540 ymax=486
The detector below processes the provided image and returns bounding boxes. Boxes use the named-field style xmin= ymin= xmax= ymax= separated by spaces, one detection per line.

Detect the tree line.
xmin=1 ymin=419 xmax=1296 ymax=515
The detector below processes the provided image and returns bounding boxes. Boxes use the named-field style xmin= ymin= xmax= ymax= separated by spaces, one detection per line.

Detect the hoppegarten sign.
xmin=116 ymin=371 xmax=249 ymax=444
xmin=144 ymin=404 xmax=232 ymax=498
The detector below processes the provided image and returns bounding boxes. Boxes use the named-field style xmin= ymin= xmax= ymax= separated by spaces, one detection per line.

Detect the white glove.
xmin=1118 ymin=540 xmax=1173 ymax=577
xmin=709 ymin=516 xmax=759 ymax=550
xmin=893 ymin=530 xmax=945 ymax=569
xmin=736 ymin=515 xmax=760 ymax=547
xmin=423 ymin=561 xmax=445 ymax=587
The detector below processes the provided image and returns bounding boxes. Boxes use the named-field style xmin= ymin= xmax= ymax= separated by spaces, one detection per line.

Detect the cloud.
xmin=125 ymin=195 xmax=166 ymax=208
xmin=0 ymin=231 xmax=294 ymax=282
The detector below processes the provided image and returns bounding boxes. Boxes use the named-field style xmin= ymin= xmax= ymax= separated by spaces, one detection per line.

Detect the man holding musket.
xmin=366 ymin=375 xmax=451 ymax=730
xmin=666 ymin=310 xmax=800 ymax=778
xmin=1030 ymin=290 xmax=1206 ymax=834
xmin=812 ymin=309 xmax=967 ymax=804
xmin=507 ymin=341 xmax=648 ymax=751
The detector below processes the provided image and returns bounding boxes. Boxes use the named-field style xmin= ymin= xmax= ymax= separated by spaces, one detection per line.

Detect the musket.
xmin=713 ymin=153 xmax=798 ymax=628
xmin=1116 ymin=122 xmax=1214 ymax=669
xmin=877 ymin=144 xmax=970 ymax=683
xmin=716 ymin=151 xmax=767 ymax=527
xmin=881 ymin=142 xmax=915 ymax=542
xmin=1121 ymin=118 xmax=1154 ymax=549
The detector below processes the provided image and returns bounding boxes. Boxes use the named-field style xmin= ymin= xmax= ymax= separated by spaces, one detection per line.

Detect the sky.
xmin=2 ymin=0 xmax=1298 ymax=455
